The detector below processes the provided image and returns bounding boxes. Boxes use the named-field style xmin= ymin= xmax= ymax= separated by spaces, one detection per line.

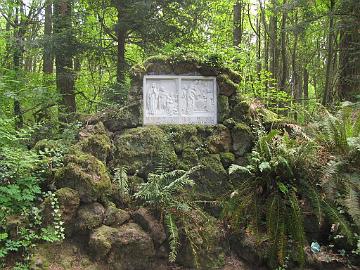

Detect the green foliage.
xmin=319 ymin=105 xmax=360 ymax=154
xmin=0 ymin=118 xmax=64 ymax=267
xmin=134 ymin=165 xmax=201 ymax=263
xmin=224 ymin=128 xmax=354 ymax=268
xmin=113 ymin=166 xmax=129 ymax=197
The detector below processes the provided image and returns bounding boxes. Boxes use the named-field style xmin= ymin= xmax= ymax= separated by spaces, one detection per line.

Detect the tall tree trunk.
xmin=256 ymin=11 xmax=262 ymax=75
xmin=322 ymin=0 xmax=335 ymax=105
xmin=233 ymin=1 xmax=243 ymax=46
xmin=291 ymin=12 xmax=299 ymax=102
xmin=303 ymin=68 xmax=309 ymax=104
xmin=269 ymin=0 xmax=279 ymax=81
xmin=279 ymin=0 xmax=288 ymax=91
xmin=338 ymin=0 xmax=360 ymax=101
xmin=116 ymin=9 xmax=127 ymax=84
xmin=13 ymin=3 xmax=24 ymax=129
xmin=43 ymin=0 xmax=53 ymax=74
xmin=54 ymin=0 xmax=76 ymax=119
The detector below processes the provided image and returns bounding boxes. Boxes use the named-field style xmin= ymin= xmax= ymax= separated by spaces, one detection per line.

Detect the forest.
xmin=0 ymin=0 xmax=360 ymax=269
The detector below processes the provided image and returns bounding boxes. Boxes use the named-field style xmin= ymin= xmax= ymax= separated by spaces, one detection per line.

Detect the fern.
xmin=322 ymin=200 xmax=354 ymax=244
xmin=114 ymin=166 xmax=129 ymax=196
xmin=165 ymin=213 xmax=179 ymax=262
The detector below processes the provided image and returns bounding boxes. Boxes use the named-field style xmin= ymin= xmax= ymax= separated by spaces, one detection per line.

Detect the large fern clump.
xmin=317 ymin=104 xmax=360 ymax=239
xmin=224 ymin=128 xmax=355 ymax=268
xmin=134 ymin=165 xmax=203 ymax=263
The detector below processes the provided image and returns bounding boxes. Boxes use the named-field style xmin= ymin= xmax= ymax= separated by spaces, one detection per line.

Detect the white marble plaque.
xmin=143 ymin=75 xmax=217 ymax=125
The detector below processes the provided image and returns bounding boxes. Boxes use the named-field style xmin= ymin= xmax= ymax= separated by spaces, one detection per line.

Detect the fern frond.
xmin=165 ymin=213 xmax=179 ymax=262
xmin=322 ymin=200 xmax=354 ymax=244
xmin=300 ymin=179 xmax=323 ymax=226
xmin=288 ymin=191 xmax=305 ymax=266
xmin=343 ymin=186 xmax=360 ymax=227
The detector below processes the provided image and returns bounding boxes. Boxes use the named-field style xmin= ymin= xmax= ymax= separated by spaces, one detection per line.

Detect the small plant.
xmin=114 ymin=166 xmax=129 ymax=197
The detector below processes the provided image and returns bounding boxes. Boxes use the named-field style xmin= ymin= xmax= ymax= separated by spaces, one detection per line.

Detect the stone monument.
xmin=143 ymin=75 xmax=217 ymax=125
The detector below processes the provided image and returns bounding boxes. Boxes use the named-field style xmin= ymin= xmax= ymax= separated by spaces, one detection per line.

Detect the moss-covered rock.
xmin=178 ymin=147 xmax=199 ymax=170
xmin=207 ymin=125 xmax=232 ymax=154
xmin=132 ymin=208 xmax=166 ymax=247
xmin=220 ymin=152 xmax=235 ymax=168
xmin=111 ymin=126 xmax=177 ymax=176
xmin=77 ymin=133 xmax=111 ymax=163
xmin=89 ymin=223 xmax=155 ymax=269
xmin=189 ymin=154 xmax=229 ymax=202
xmin=33 ymin=139 xmax=64 ymax=153
xmin=218 ymin=95 xmax=230 ymax=122
xmin=231 ymin=123 xmax=254 ymax=157
xmin=43 ymin=187 xmax=80 ymax=235
xmin=229 ymin=94 xmax=252 ymax=123
xmin=75 ymin=202 xmax=105 ymax=232
xmin=103 ymin=205 xmax=130 ymax=227
xmin=55 ymin=151 xmax=111 ymax=203
xmin=177 ymin=210 xmax=225 ymax=269
xmin=218 ymin=74 xmax=238 ymax=97
xmin=30 ymin=240 xmax=107 ymax=270
xmin=88 ymin=103 xmax=141 ymax=132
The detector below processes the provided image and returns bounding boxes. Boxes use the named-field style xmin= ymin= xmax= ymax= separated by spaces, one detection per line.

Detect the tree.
xmin=53 ymin=0 xmax=76 ymax=118
xmin=338 ymin=0 xmax=360 ymax=101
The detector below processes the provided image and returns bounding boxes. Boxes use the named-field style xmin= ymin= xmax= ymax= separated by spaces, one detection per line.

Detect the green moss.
xmin=178 ymin=147 xmax=199 ymax=170
xmin=218 ymin=74 xmax=238 ymax=97
xmin=218 ymin=95 xmax=230 ymax=122
xmin=33 ymin=139 xmax=63 ymax=152
xmin=55 ymin=150 xmax=111 ymax=203
xmin=207 ymin=125 xmax=232 ymax=154
xmin=177 ymin=209 xmax=225 ymax=269
xmin=77 ymin=134 xmax=111 ymax=163
xmin=231 ymin=123 xmax=254 ymax=157
xmin=112 ymin=126 xmax=177 ymax=176
xmin=229 ymin=94 xmax=252 ymax=123
xmin=220 ymin=152 xmax=235 ymax=168
xmin=189 ymin=154 xmax=229 ymax=202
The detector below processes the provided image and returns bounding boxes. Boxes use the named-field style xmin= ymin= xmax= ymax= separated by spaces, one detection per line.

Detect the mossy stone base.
xmin=55 ymin=151 xmax=111 ymax=203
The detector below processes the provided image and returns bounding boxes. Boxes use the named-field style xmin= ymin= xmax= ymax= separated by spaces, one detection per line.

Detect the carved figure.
xmin=147 ymin=83 xmax=159 ymax=115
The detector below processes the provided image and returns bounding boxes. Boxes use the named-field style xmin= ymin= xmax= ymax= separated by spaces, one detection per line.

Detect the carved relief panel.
xmin=143 ymin=76 xmax=217 ymax=125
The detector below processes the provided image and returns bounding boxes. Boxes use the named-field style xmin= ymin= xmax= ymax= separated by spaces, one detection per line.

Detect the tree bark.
xmin=233 ymin=1 xmax=243 ymax=47
xmin=13 ymin=3 xmax=24 ymax=129
xmin=116 ymin=8 xmax=127 ymax=84
xmin=43 ymin=0 xmax=53 ymax=74
xmin=54 ymin=0 xmax=76 ymax=118
xmin=269 ymin=0 xmax=279 ymax=81
xmin=303 ymin=68 xmax=309 ymax=103
xmin=322 ymin=0 xmax=335 ymax=105
xmin=279 ymin=0 xmax=288 ymax=91
xmin=338 ymin=1 xmax=360 ymax=101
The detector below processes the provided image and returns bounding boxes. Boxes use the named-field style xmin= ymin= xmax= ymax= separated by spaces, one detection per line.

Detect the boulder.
xmin=219 ymin=95 xmax=230 ymax=122
xmin=88 ymin=103 xmax=141 ymax=132
xmin=231 ymin=123 xmax=254 ymax=157
xmin=220 ymin=152 xmax=235 ymax=168
xmin=132 ymin=208 xmax=166 ymax=246
xmin=218 ymin=74 xmax=238 ymax=97
xmin=207 ymin=125 xmax=232 ymax=154
xmin=189 ymin=154 xmax=230 ymax=206
xmin=43 ymin=187 xmax=80 ymax=235
xmin=111 ymin=126 xmax=177 ymax=176
xmin=77 ymin=133 xmax=111 ymax=163
xmin=103 ymin=206 xmax=130 ymax=227
xmin=89 ymin=223 xmax=155 ymax=270
xmin=176 ymin=210 xmax=225 ymax=269
xmin=55 ymin=151 xmax=111 ymax=203
xmin=75 ymin=202 xmax=105 ymax=232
